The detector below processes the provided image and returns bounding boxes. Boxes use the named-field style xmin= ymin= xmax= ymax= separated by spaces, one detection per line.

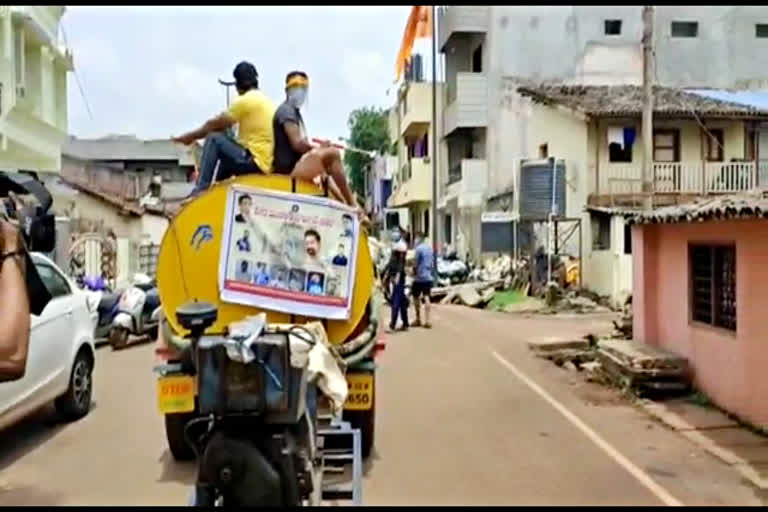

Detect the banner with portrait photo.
xmin=218 ymin=185 xmax=360 ymax=320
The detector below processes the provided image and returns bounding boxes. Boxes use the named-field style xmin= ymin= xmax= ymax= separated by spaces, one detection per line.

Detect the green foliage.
xmin=487 ymin=290 xmax=527 ymax=311
xmin=344 ymin=107 xmax=390 ymax=196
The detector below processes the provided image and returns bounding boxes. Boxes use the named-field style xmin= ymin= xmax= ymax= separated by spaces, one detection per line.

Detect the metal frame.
xmin=522 ymin=216 xmax=583 ymax=290
xmin=316 ymin=416 xmax=363 ymax=506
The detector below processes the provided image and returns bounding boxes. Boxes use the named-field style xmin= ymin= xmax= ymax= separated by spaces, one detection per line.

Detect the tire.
xmin=109 ymin=326 xmax=129 ymax=350
xmin=148 ymin=324 xmax=159 ymax=341
xmin=55 ymin=349 xmax=93 ymax=421
xmin=165 ymin=412 xmax=197 ymax=461
xmin=342 ymin=373 xmax=376 ymax=460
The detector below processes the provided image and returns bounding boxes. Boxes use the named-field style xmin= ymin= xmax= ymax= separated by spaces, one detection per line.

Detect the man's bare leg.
xmin=423 ymin=295 xmax=432 ymax=328
xmin=413 ymin=293 xmax=422 ymax=327
xmin=291 ymin=148 xmax=356 ymax=207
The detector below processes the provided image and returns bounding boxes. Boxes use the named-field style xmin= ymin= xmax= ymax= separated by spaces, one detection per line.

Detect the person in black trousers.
xmin=387 ymin=237 xmax=409 ymax=332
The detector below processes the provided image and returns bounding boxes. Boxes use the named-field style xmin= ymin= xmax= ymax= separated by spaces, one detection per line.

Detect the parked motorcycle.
xmin=109 ymin=273 xmax=161 ymax=350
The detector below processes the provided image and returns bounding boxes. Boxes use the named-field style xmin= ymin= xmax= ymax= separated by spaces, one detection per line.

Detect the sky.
xmin=61 ymin=6 xmax=435 ymax=142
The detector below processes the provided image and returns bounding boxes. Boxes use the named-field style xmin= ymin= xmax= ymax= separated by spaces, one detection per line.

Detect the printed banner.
xmin=218 ymin=185 xmax=359 ymax=320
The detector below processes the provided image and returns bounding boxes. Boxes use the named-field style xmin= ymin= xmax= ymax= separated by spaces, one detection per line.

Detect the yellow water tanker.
xmin=156 ymin=174 xmax=375 ymax=345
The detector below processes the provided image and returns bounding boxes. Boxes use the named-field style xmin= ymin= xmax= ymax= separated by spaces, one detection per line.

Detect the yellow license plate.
xmin=157 ymin=375 xmax=196 ymax=414
xmin=344 ymin=373 xmax=374 ymax=411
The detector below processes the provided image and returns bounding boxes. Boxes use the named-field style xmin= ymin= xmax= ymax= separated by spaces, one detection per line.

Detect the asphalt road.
xmin=0 ymin=306 xmax=762 ymax=505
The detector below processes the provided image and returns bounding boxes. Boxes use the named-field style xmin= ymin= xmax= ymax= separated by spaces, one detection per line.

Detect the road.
xmin=0 ymin=305 xmax=763 ymax=505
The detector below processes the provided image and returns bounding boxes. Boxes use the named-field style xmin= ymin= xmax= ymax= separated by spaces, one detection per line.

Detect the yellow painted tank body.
xmin=156 ymin=174 xmax=374 ymax=345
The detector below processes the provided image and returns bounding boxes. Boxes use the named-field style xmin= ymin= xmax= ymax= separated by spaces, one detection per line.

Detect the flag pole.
xmin=431 ymin=4 xmax=438 ymax=272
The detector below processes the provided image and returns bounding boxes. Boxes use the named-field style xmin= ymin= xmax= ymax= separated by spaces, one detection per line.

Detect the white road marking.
xmin=490 ymin=350 xmax=683 ymax=507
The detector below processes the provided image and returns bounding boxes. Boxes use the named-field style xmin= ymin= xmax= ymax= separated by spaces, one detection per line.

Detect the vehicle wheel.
xmin=109 ymin=327 xmax=129 ymax=350
xmin=165 ymin=412 xmax=197 ymax=461
xmin=148 ymin=325 xmax=159 ymax=341
xmin=342 ymin=375 xmax=376 ymax=460
xmin=55 ymin=349 xmax=93 ymax=421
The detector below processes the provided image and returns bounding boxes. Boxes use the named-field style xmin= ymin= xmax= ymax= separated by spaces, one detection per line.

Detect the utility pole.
xmin=642 ymin=6 xmax=654 ymax=210
xmin=430 ymin=4 xmax=438 ymax=272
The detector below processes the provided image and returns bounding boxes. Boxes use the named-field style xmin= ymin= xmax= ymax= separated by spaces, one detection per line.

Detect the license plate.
xmin=344 ymin=373 xmax=374 ymax=411
xmin=157 ymin=375 xmax=196 ymax=414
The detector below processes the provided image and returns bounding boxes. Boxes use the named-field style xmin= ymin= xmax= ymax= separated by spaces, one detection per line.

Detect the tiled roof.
xmin=516 ymin=84 xmax=768 ymax=118
xmin=629 ymin=193 xmax=768 ymax=225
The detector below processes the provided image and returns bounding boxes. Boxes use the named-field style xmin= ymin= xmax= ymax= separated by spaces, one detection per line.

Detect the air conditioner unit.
xmin=15 ymin=85 xmax=25 ymax=99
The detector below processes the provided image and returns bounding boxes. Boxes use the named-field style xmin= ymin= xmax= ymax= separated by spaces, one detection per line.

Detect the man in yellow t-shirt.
xmin=173 ymin=61 xmax=276 ymax=197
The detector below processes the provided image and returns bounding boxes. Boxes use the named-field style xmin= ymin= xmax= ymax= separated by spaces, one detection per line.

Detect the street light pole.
xmin=218 ymin=78 xmax=235 ymax=108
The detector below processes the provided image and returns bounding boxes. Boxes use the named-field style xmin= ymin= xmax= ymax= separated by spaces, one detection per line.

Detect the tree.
xmin=344 ymin=107 xmax=390 ymax=197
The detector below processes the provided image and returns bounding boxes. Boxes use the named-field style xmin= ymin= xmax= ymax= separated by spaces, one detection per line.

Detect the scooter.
xmin=109 ymin=273 xmax=162 ymax=350
xmin=79 ymin=275 xmax=122 ymax=342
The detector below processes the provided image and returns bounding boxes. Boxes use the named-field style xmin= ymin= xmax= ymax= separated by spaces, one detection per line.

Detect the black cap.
xmin=233 ymin=61 xmax=258 ymax=87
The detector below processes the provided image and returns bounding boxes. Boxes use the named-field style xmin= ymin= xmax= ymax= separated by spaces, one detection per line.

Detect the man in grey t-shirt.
xmin=271 ymin=71 xmax=357 ymax=209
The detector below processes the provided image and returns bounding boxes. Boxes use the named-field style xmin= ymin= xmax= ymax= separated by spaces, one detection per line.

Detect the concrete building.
xmin=0 ymin=6 xmax=73 ymax=172
xmin=39 ymin=135 xmax=196 ymax=282
xmin=437 ymin=5 xmax=768 ymax=284
xmin=61 ymin=135 xmax=196 ymax=204
xmin=502 ymin=82 xmax=768 ymax=306
xmin=387 ymin=78 xmax=446 ymax=242
xmin=631 ymin=195 xmax=768 ymax=429
xmin=366 ymin=152 xmax=396 ymax=233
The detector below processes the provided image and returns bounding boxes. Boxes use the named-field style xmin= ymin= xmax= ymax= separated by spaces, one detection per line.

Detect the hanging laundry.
xmin=607 ymin=126 xmax=624 ymax=148
xmin=623 ymin=127 xmax=637 ymax=148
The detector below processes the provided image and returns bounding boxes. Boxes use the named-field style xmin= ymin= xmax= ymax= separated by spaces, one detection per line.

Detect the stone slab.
xmin=527 ymin=337 xmax=590 ymax=353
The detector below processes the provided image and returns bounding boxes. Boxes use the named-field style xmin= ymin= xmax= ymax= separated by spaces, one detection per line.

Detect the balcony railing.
xmin=599 ymin=161 xmax=758 ymax=196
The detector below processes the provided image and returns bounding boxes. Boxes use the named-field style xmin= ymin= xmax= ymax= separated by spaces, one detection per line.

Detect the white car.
xmin=0 ymin=252 xmax=96 ymax=430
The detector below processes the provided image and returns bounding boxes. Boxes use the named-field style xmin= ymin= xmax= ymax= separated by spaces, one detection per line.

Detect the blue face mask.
xmin=287 ymin=87 xmax=307 ymax=108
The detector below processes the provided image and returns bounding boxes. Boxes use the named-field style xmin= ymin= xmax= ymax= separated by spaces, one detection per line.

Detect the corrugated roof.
xmin=688 ymin=89 xmax=768 ymax=110
xmin=64 ymin=136 xmax=196 ymax=166
xmin=516 ymin=84 xmax=768 ymax=118
xmin=629 ymin=193 xmax=768 ymax=225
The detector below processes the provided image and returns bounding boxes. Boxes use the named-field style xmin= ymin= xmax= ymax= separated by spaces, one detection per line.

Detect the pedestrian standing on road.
xmin=387 ymin=229 xmax=409 ymax=333
xmin=411 ymin=232 xmax=434 ymax=328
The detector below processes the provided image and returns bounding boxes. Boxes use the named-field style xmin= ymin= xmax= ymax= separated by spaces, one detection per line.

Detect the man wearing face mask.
xmin=174 ymin=61 xmax=276 ymax=198
xmin=272 ymin=71 xmax=357 ymax=208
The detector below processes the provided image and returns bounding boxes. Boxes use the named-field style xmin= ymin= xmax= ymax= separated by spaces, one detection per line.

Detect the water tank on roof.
xmin=519 ymin=158 xmax=566 ymax=220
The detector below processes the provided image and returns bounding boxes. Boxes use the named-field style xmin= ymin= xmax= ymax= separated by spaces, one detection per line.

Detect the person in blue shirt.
xmin=307 ymin=272 xmax=324 ymax=295
xmin=254 ymin=262 xmax=270 ymax=286
xmin=237 ymin=229 xmax=252 ymax=252
xmin=412 ymin=232 xmax=434 ymax=328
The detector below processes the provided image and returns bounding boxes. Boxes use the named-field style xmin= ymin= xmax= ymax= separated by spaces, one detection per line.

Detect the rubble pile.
xmin=528 ymin=333 xmax=690 ymax=397
xmin=536 ymin=283 xmax=612 ymax=314
xmin=432 ymin=280 xmax=504 ymax=308
xmin=612 ymin=295 xmax=633 ymax=339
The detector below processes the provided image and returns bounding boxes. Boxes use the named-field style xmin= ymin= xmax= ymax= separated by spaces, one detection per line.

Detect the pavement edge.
xmin=638 ymin=400 xmax=768 ymax=491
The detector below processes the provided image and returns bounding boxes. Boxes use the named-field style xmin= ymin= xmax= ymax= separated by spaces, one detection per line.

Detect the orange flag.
xmin=394 ymin=6 xmax=433 ymax=81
